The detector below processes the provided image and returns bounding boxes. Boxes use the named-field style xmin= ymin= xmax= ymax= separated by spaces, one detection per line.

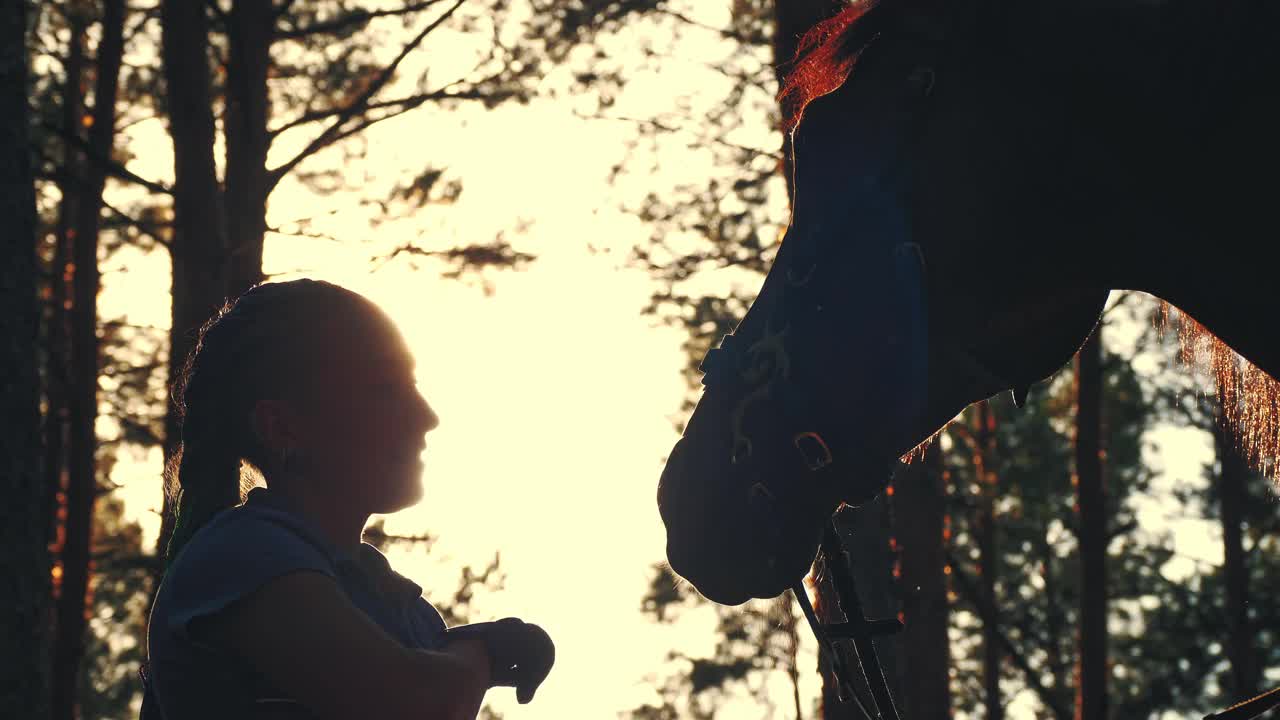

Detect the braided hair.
xmin=163 ymin=279 xmax=378 ymax=567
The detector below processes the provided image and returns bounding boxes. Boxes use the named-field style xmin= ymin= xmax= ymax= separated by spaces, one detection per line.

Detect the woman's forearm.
xmin=401 ymin=638 xmax=491 ymax=720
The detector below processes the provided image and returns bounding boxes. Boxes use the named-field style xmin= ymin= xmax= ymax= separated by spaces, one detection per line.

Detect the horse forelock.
xmin=779 ymin=0 xmax=879 ymax=134
xmin=1162 ymin=303 xmax=1280 ymax=489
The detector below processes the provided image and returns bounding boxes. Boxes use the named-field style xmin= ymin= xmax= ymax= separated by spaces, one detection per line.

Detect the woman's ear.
xmin=251 ymin=398 xmax=300 ymax=454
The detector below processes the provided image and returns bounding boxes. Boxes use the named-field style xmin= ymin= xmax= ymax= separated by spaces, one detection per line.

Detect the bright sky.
xmin=87 ymin=3 xmax=1273 ymax=718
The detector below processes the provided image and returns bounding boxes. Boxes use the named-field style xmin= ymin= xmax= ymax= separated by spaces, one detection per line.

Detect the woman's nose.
xmin=418 ymin=394 xmax=440 ymax=433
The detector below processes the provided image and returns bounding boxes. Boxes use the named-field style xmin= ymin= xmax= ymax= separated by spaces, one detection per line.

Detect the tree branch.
xmin=33 ymin=116 xmax=172 ymax=195
xmin=308 ymin=83 xmax=522 ymax=148
xmin=275 ymin=0 xmax=446 ymax=40
xmin=100 ymin=199 xmax=172 ymax=249
xmin=654 ymin=7 xmax=764 ymax=45
xmin=577 ymin=111 xmax=783 ymax=161
xmin=265 ymin=0 xmax=466 ymax=190
xmin=264 ymin=223 xmax=343 ymax=243
xmin=946 ymin=551 xmax=1073 ymax=720
xmin=270 ymin=86 xmax=487 ymax=137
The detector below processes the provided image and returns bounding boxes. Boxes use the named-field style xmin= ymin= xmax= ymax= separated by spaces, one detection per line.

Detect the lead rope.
xmin=792 ymin=577 xmax=878 ymax=719
xmin=1205 ymin=686 xmax=1280 ymax=720
xmin=792 ymin=518 xmax=903 ymax=720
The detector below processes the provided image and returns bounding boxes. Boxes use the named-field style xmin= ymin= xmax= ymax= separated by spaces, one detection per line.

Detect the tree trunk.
xmin=783 ymin=592 xmax=805 ymax=720
xmin=1073 ymin=329 xmax=1107 ymax=720
xmin=44 ymin=7 xmax=85 ymax=561
xmin=0 ymin=0 xmax=52 ymax=714
xmin=223 ymin=0 xmax=274 ymax=295
xmin=51 ymin=3 xmax=126 ymax=717
xmin=893 ymin=446 xmax=952 ymax=719
xmin=974 ymin=402 xmax=1003 ymax=720
xmin=1214 ymin=419 xmax=1257 ymax=700
xmin=156 ymin=0 xmax=228 ymax=570
xmin=1038 ymin=533 xmax=1069 ymax=715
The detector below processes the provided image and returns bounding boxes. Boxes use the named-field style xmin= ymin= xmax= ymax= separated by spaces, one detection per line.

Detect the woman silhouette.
xmin=143 ymin=279 xmax=553 ymax=719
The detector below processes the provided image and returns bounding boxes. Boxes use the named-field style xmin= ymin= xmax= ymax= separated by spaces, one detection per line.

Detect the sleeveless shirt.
xmin=147 ymin=487 xmax=448 ymax=719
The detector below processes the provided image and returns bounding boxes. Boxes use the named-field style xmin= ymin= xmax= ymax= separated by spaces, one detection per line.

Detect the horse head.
xmin=657 ymin=0 xmax=1110 ymax=605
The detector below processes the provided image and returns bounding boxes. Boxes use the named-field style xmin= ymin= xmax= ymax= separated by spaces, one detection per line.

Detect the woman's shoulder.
xmin=171 ymin=500 xmax=336 ymax=575
xmin=157 ymin=500 xmax=340 ymax=634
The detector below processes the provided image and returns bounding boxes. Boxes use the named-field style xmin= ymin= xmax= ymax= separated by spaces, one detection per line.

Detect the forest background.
xmin=2 ymin=1 xmax=1277 ymax=719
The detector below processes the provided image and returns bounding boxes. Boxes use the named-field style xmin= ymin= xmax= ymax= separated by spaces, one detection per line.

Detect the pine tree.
xmin=1074 ymin=328 xmax=1107 ymax=720
xmin=1 ymin=0 xmax=51 ymax=715
xmin=889 ymin=446 xmax=952 ymax=719
xmin=50 ymin=4 xmax=126 ymax=718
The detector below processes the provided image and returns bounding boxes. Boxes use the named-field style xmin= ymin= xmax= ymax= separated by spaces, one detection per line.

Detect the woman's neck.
xmin=267 ymin=481 xmax=370 ymax=552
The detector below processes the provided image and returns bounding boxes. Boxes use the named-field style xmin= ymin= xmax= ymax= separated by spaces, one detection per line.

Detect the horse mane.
xmin=779 ymin=1 xmax=880 ymax=134
xmin=1161 ymin=304 xmax=1280 ymax=483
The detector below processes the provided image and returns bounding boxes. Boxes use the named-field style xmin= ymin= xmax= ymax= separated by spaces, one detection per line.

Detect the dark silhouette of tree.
xmin=1074 ymin=329 xmax=1107 ymax=720
xmin=889 ymin=446 xmax=953 ymax=719
xmin=940 ymin=306 xmax=1174 ymax=719
xmin=978 ymin=404 xmax=1003 ymax=720
xmin=1214 ymin=419 xmax=1260 ymax=701
xmin=1 ymin=0 xmax=50 ymax=715
xmin=50 ymin=4 xmax=126 ymax=719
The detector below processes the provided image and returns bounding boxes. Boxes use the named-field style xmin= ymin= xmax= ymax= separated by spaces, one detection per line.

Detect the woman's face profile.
xmin=294 ymin=306 xmax=439 ymax=514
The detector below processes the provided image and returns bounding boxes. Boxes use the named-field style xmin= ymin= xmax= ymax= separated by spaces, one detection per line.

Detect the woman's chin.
xmin=371 ymin=473 xmax=425 ymax=514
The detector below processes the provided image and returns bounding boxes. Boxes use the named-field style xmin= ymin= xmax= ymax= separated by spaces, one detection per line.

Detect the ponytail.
xmin=163 ymin=432 xmax=245 ymax=567
xmin=163 ymin=304 xmax=250 ymax=567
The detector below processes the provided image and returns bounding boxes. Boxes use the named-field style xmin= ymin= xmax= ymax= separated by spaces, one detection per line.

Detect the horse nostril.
xmin=747 ymin=482 xmax=778 ymax=522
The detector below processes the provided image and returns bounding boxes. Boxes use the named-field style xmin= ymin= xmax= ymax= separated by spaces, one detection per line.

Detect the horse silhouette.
xmin=657 ymin=0 xmax=1280 ymax=607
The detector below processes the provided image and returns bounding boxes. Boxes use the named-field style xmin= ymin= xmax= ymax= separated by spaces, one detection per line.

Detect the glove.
xmin=447 ymin=618 xmax=555 ymax=704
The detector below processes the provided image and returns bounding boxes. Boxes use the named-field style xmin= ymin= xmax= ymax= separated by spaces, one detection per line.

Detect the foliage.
xmin=77 ymin=497 xmax=154 ymax=720
xmin=935 ymin=301 xmax=1280 ymax=719
xmin=628 ymin=565 xmax=808 ymax=720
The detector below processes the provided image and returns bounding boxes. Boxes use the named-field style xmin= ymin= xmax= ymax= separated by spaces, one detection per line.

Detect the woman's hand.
xmin=446 ymin=619 xmax=555 ymax=704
